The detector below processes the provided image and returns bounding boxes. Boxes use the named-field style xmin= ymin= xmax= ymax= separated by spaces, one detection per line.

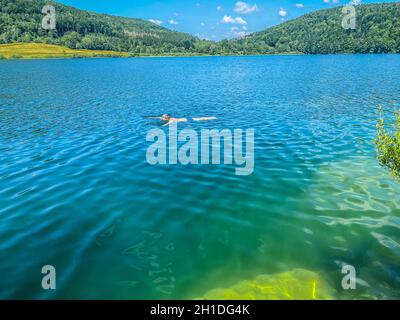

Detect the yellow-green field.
xmin=0 ymin=43 xmax=130 ymax=59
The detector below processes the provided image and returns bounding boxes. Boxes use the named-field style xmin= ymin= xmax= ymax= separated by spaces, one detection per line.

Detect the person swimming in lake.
xmin=160 ymin=114 xmax=188 ymax=126
xmin=148 ymin=114 xmax=217 ymax=126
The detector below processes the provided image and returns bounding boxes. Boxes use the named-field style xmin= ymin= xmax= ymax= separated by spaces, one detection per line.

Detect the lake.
xmin=0 ymin=55 xmax=399 ymax=299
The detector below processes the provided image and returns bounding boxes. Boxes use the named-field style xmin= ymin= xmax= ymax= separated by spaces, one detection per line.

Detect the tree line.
xmin=1 ymin=0 xmax=399 ymax=55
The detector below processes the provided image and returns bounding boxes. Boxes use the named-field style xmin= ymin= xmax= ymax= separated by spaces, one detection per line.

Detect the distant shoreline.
xmin=1 ymin=43 xmax=400 ymax=61
xmin=0 ymin=43 xmax=304 ymax=60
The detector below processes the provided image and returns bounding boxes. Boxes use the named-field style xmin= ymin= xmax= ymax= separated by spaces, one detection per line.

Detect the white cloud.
xmin=221 ymin=15 xmax=248 ymax=25
xmin=242 ymin=26 xmax=247 ymax=30
xmin=349 ymin=0 xmax=362 ymax=5
xmin=201 ymin=22 xmax=206 ymax=27
xmin=324 ymin=0 xmax=341 ymax=3
xmin=217 ymin=5 xmax=224 ymax=12
xmin=149 ymin=19 xmax=163 ymax=25
xmin=295 ymin=3 xmax=304 ymax=8
xmin=168 ymin=19 xmax=179 ymax=25
xmin=221 ymin=15 xmax=234 ymax=23
xmin=232 ymin=30 xmax=248 ymax=38
xmin=195 ymin=33 xmax=210 ymax=40
xmin=234 ymin=1 xmax=259 ymax=14
xmin=173 ymin=12 xmax=179 ymax=17
xmin=278 ymin=8 xmax=287 ymax=17
xmin=195 ymin=2 xmax=201 ymax=7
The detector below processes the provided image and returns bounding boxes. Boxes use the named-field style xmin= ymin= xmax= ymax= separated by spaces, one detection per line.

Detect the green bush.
xmin=0 ymin=55 xmax=6 ymax=59
xmin=374 ymin=107 xmax=400 ymax=178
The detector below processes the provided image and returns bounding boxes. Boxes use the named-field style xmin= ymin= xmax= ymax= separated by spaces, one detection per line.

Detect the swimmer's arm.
xmin=162 ymin=118 xmax=188 ymax=126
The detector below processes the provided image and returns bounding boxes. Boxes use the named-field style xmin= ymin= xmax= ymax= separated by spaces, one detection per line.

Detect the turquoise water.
xmin=0 ymin=55 xmax=400 ymax=299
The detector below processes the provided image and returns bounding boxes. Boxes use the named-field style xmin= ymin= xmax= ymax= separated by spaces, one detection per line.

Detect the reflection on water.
xmin=0 ymin=55 xmax=399 ymax=299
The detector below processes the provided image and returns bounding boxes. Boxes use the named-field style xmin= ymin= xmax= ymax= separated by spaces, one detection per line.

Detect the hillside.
xmin=0 ymin=1 xmax=399 ymax=56
xmin=224 ymin=2 xmax=400 ymax=54
xmin=0 ymin=0 xmax=199 ymax=55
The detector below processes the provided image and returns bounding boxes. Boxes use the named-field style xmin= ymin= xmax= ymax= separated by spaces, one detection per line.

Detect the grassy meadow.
xmin=0 ymin=43 xmax=130 ymax=59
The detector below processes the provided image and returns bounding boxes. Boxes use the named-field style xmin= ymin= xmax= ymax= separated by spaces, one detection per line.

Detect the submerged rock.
xmin=197 ymin=269 xmax=335 ymax=300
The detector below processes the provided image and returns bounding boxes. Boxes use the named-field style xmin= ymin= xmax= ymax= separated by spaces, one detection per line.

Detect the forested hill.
xmin=0 ymin=0 xmax=199 ymax=54
xmin=222 ymin=2 xmax=400 ymax=54
xmin=1 ymin=0 xmax=400 ymax=55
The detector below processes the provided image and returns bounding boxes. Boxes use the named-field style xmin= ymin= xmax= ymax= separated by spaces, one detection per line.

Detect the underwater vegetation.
xmin=196 ymin=269 xmax=335 ymax=300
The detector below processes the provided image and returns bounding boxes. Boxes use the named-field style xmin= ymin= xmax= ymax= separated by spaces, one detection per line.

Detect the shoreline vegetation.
xmin=2 ymin=43 xmax=400 ymax=60
xmin=374 ymin=107 xmax=400 ymax=179
xmin=1 ymin=1 xmax=399 ymax=58
xmin=0 ymin=43 xmax=307 ymax=60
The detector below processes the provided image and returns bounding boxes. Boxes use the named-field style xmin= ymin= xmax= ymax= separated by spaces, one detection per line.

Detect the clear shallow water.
xmin=0 ymin=55 xmax=399 ymax=299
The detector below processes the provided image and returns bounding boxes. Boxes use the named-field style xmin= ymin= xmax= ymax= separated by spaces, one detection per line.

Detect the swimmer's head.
xmin=161 ymin=114 xmax=170 ymax=121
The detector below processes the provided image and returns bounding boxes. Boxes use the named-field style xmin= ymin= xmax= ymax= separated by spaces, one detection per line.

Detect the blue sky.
xmin=57 ymin=0 xmax=395 ymax=40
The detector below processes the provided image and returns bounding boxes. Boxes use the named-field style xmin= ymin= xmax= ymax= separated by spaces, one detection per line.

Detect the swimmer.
xmin=159 ymin=114 xmax=188 ymax=126
xmin=147 ymin=114 xmax=217 ymax=126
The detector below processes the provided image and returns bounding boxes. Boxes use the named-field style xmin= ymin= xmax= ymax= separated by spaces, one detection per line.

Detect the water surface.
xmin=0 ymin=55 xmax=399 ymax=299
